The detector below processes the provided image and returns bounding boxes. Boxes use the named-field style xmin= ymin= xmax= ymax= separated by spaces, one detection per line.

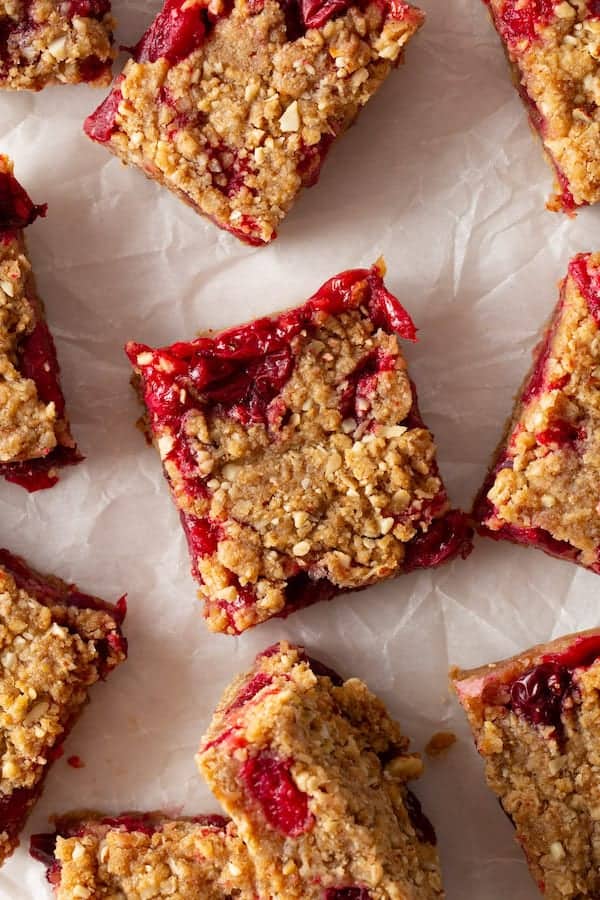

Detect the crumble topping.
xmin=0 ymin=233 xmax=58 ymax=462
xmin=480 ymin=252 xmax=600 ymax=569
xmin=41 ymin=815 xmax=255 ymax=899
xmin=0 ymin=554 xmax=126 ymax=865
xmin=487 ymin=0 xmax=600 ymax=210
xmin=85 ymin=0 xmax=423 ymax=243
xmin=198 ymin=641 xmax=444 ymax=900
xmin=0 ymin=0 xmax=115 ymax=90
xmin=453 ymin=630 xmax=600 ymax=900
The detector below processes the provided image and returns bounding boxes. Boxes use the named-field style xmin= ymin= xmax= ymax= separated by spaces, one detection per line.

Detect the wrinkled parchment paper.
xmin=1 ymin=1 xmax=599 ymax=896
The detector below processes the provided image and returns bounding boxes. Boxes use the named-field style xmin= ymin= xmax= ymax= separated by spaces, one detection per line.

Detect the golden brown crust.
xmin=452 ymin=630 xmax=600 ymax=900
xmin=487 ymin=0 xmax=600 ymax=209
xmin=0 ymin=0 xmax=114 ymax=90
xmin=91 ymin=0 xmax=423 ymax=242
xmin=49 ymin=814 xmax=255 ymax=899
xmin=197 ymin=641 xmax=444 ymax=900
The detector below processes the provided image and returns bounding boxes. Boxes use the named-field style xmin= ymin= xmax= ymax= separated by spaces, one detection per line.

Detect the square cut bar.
xmin=84 ymin=0 xmax=424 ymax=245
xmin=126 ymin=262 xmax=472 ymax=635
xmin=0 ymin=0 xmax=115 ymax=90
xmin=474 ymin=252 xmax=600 ymax=572
xmin=0 ymin=156 xmax=82 ymax=491
xmin=197 ymin=641 xmax=444 ymax=900
xmin=0 ymin=548 xmax=127 ymax=866
xmin=30 ymin=812 xmax=255 ymax=898
xmin=483 ymin=0 xmax=600 ymax=213
xmin=452 ymin=629 xmax=600 ymax=900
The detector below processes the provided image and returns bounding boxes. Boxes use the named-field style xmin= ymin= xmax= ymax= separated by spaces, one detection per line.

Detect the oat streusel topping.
xmin=453 ymin=630 xmax=600 ymax=900
xmin=0 ymin=232 xmax=59 ymax=462
xmin=482 ymin=253 xmax=600 ymax=567
xmin=50 ymin=816 xmax=255 ymax=899
xmin=198 ymin=641 xmax=445 ymax=900
xmin=87 ymin=0 xmax=423 ymax=243
xmin=487 ymin=0 xmax=600 ymax=209
xmin=0 ymin=0 xmax=115 ymax=90
xmin=0 ymin=555 xmax=126 ymax=865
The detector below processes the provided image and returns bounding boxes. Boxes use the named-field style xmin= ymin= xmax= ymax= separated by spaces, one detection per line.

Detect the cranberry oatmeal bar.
xmin=197 ymin=641 xmax=444 ymax=900
xmin=30 ymin=812 xmax=255 ymax=897
xmin=0 ymin=156 xmax=82 ymax=491
xmin=483 ymin=0 xmax=600 ymax=213
xmin=474 ymin=252 xmax=600 ymax=572
xmin=0 ymin=548 xmax=126 ymax=865
xmin=452 ymin=629 xmax=600 ymax=899
xmin=0 ymin=0 xmax=114 ymax=90
xmin=84 ymin=0 xmax=424 ymax=244
xmin=126 ymin=262 xmax=472 ymax=635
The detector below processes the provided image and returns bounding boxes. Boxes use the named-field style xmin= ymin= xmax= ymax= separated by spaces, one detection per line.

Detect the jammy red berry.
xmin=0 ymin=156 xmax=82 ymax=492
xmin=197 ymin=641 xmax=444 ymax=900
xmin=0 ymin=549 xmax=126 ymax=866
xmin=84 ymin=0 xmax=424 ymax=243
xmin=0 ymin=0 xmax=114 ymax=90
xmin=474 ymin=253 xmax=600 ymax=574
xmin=126 ymin=261 xmax=472 ymax=635
xmin=452 ymin=629 xmax=600 ymax=900
xmin=482 ymin=0 xmax=600 ymax=213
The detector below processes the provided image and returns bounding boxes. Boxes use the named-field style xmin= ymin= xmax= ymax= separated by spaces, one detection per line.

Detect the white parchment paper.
xmin=1 ymin=1 xmax=599 ymax=896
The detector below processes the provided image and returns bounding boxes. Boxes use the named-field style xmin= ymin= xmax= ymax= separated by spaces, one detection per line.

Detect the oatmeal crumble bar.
xmin=474 ymin=252 xmax=600 ymax=572
xmin=0 ymin=0 xmax=114 ymax=90
xmin=452 ymin=629 xmax=600 ymax=900
xmin=0 ymin=548 xmax=127 ymax=866
xmin=30 ymin=812 xmax=255 ymax=898
xmin=0 ymin=156 xmax=82 ymax=491
xmin=483 ymin=0 xmax=600 ymax=213
xmin=197 ymin=641 xmax=444 ymax=900
xmin=84 ymin=0 xmax=424 ymax=244
xmin=126 ymin=262 xmax=472 ymax=635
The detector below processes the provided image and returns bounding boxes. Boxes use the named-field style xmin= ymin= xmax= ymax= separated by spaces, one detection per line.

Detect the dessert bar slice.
xmin=483 ymin=0 xmax=600 ymax=213
xmin=0 ymin=548 xmax=127 ymax=866
xmin=84 ymin=0 xmax=424 ymax=244
xmin=30 ymin=812 xmax=255 ymax=898
xmin=126 ymin=262 xmax=472 ymax=635
xmin=0 ymin=156 xmax=82 ymax=491
xmin=197 ymin=641 xmax=444 ymax=900
xmin=452 ymin=629 xmax=600 ymax=900
xmin=0 ymin=0 xmax=114 ymax=90
xmin=474 ymin=252 xmax=600 ymax=572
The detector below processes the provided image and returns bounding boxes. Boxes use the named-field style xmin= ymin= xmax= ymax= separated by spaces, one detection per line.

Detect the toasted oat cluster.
xmin=126 ymin=263 xmax=472 ymax=635
xmin=197 ymin=641 xmax=444 ymax=900
xmin=84 ymin=0 xmax=424 ymax=244
xmin=452 ymin=629 xmax=600 ymax=900
xmin=475 ymin=252 xmax=600 ymax=572
xmin=30 ymin=813 xmax=255 ymax=898
xmin=0 ymin=155 xmax=81 ymax=491
xmin=0 ymin=0 xmax=115 ymax=90
xmin=0 ymin=549 xmax=127 ymax=866
xmin=484 ymin=0 xmax=600 ymax=212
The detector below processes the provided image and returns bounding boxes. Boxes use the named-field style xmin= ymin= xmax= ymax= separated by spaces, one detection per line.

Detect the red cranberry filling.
xmin=301 ymin=0 xmax=352 ymax=28
xmin=589 ymin=0 xmax=600 ymax=17
xmin=404 ymin=510 xmax=473 ymax=571
xmin=338 ymin=349 xmax=396 ymax=422
xmin=84 ymin=79 xmax=123 ymax=143
xmin=132 ymin=0 xmax=208 ymax=64
xmin=535 ymin=419 xmax=584 ymax=448
xmin=241 ymin=752 xmax=314 ymax=836
xmin=0 ymin=168 xmax=46 ymax=231
xmin=404 ymin=788 xmax=437 ymax=845
xmin=509 ymin=635 xmax=600 ymax=734
xmin=570 ymin=253 xmax=600 ymax=328
xmin=78 ymin=53 xmax=110 ymax=82
xmin=0 ymin=445 xmax=82 ymax=493
xmin=228 ymin=672 xmax=275 ymax=711
xmin=324 ymin=890 xmax=372 ymax=900
xmin=494 ymin=0 xmax=557 ymax=46
xmin=68 ymin=0 xmax=110 ymax=17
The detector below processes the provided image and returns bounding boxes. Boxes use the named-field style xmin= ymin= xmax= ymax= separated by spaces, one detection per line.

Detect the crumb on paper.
xmin=425 ymin=731 xmax=457 ymax=757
